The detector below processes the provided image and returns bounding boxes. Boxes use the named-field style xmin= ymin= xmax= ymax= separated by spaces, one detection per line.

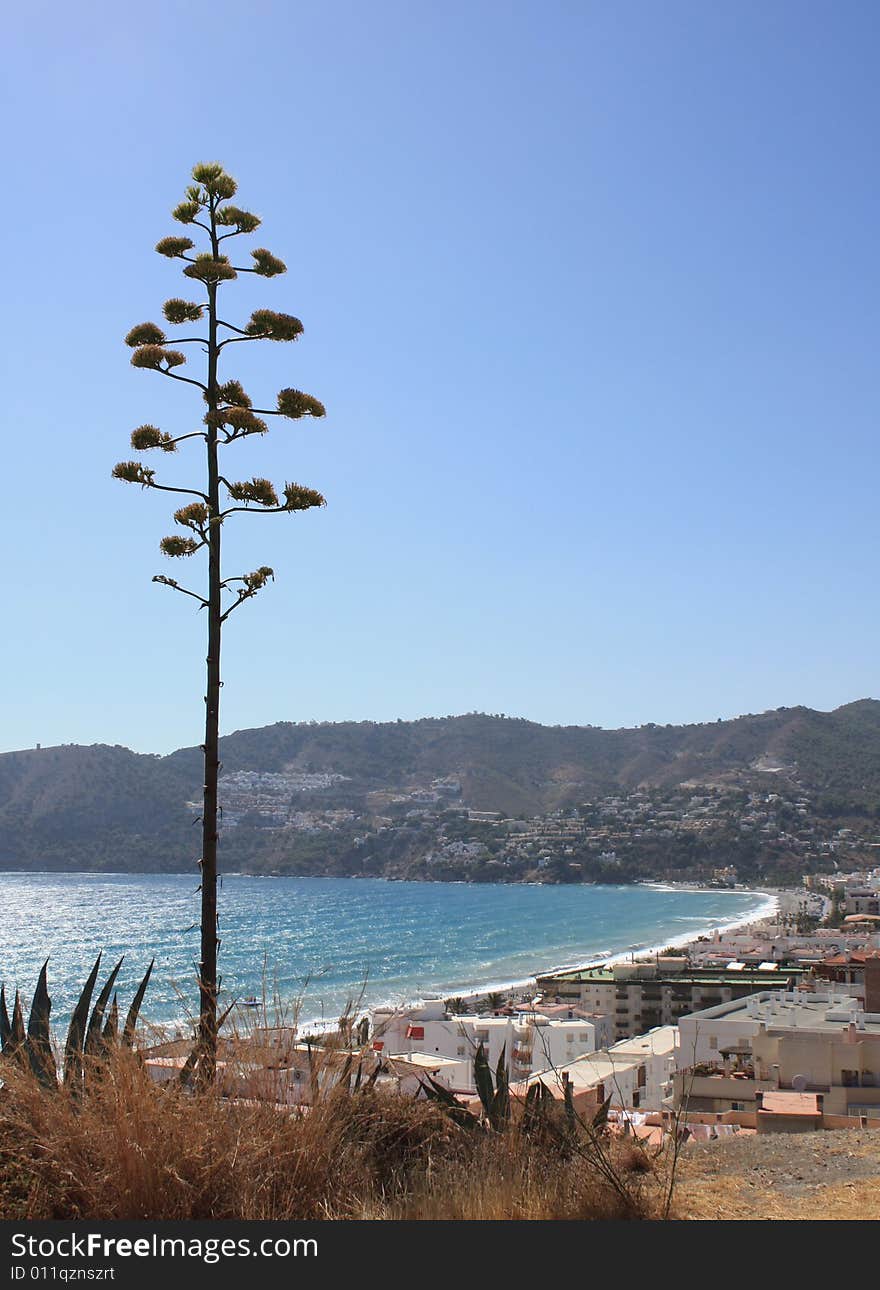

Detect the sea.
xmin=0 ymin=873 xmax=773 ymax=1034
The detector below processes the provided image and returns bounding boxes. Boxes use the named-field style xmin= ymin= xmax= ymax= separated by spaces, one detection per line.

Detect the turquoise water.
xmin=0 ymin=873 xmax=770 ymax=1031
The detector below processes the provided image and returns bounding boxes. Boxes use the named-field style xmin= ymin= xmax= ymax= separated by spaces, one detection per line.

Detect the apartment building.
xmin=536 ymin=958 xmax=803 ymax=1040
xmin=674 ymin=988 xmax=880 ymax=1121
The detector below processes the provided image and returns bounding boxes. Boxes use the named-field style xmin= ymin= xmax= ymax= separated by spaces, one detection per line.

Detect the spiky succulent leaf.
xmin=490 ymin=1046 xmax=511 ymax=1129
xmin=125 ymin=322 xmax=167 ymax=348
xmin=276 ymin=388 xmax=326 ymax=419
xmin=63 ymin=953 xmax=102 ymax=1085
xmin=251 ymin=248 xmax=286 ymax=277
xmin=0 ymin=986 xmax=10 ymax=1051
xmin=155 ymin=236 xmax=194 ymax=258
xmin=122 ymin=960 xmax=154 ymax=1047
xmin=27 ymin=960 xmax=54 ymax=1086
xmin=163 ymin=298 xmax=204 ymax=324
xmin=473 ymin=1042 xmax=494 ymax=1119
xmin=102 ymin=996 xmax=119 ymax=1044
xmin=418 ymin=1076 xmax=478 ymax=1128
xmin=10 ymin=993 xmax=25 ymax=1049
xmin=84 ymin=958 xmax=123 ymax=1057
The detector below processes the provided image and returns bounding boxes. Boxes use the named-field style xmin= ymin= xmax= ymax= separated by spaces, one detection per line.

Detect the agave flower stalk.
xmin=114 ymin=163 xmax=326 ymax=1079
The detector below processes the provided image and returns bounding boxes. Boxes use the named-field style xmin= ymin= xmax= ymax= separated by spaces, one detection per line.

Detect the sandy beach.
xmin=447 ymin=885 xmax=802 ymax=1015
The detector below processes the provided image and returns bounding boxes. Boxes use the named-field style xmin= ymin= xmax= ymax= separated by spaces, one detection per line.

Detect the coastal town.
xmin=144 ymin=872 xmax=880 ymax=1147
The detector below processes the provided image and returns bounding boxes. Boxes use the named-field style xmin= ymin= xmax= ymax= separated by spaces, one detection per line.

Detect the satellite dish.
xmin=791 ymin=1074 xmax=808 ymax=1092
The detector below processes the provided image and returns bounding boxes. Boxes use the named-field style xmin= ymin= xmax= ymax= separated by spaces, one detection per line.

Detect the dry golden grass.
xmin=671 ymin=1130 xmax=880 ymax=1220
xmin=0 ymin=1049 xmax=663 ymax=1221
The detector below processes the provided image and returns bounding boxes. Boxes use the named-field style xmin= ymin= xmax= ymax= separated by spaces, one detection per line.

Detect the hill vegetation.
xmin=2 ymin=701 xmax=879 ymax=876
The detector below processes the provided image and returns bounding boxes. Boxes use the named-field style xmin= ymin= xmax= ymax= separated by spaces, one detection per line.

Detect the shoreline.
xmin=300 ymin=885 xmax=779 ymax=1031
xmin=0 ymin=871 xmax=786 ymax=1037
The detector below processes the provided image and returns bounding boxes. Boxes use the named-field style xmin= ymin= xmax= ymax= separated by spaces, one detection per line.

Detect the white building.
xmin=370 ymin=997 xmax=600 ymax=1093
xmin=514 ymin=1026 xmax=677 ymax=1113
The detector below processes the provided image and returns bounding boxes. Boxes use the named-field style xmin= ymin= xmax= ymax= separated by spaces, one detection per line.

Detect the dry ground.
xmin=671 ymin=1127 xmax=880 ymax=1219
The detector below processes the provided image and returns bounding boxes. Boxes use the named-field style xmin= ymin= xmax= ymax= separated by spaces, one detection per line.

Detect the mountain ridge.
xmin=2 ymin=700 xmax=879 ymax=874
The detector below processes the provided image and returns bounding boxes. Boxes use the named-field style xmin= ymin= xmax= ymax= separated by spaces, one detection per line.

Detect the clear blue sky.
xmin=2 ymin=1 xmax=878 ymax=754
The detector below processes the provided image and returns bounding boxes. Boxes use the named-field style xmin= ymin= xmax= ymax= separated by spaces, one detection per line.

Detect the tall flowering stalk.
xmin=114 ymin=162 xmax=326 ymax=1077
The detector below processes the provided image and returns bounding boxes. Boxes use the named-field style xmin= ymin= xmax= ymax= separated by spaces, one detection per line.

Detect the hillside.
xmin=1 ymin=701 xmax=879 ymax=875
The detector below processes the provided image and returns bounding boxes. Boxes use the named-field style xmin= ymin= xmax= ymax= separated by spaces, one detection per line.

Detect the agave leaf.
xmin=63 ymin=954 xmax=103 ymax=1084
xmin=473 ymin=1041 xmax=494 ymax=1119
xmin=0 ymin=985 xmax=10 ymax=1052
xmin=84 ymin=957 xmax=123 ymax=1056
xmin=417 ymin=1077 xmax=477 ymax=1128
xmin=26 ymin=960 xmax=55 ymax=1086
xmin=420 ymin=1071 xmax=462 ymax=1107
xmin=102 ymin=995 xmax=119 ymax=1044
xmin=10 ymin=992 xmax=25 ymax=1049
xmin=121 ymin=960 xmax=154 ymax=1048
xmin=490 ymin=1045 xmax=511 ymax=1129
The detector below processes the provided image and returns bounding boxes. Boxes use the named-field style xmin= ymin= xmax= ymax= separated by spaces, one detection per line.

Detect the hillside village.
xmin=202 ymin=769 xmax=880 ymax=887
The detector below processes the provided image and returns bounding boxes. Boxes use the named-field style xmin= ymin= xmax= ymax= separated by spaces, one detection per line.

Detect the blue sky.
xmin=2 ymin=1 xmax=878 ymax=754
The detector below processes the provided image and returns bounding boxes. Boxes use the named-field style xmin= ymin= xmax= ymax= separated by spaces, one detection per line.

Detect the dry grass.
xmin=670 ymin=1129 xmax=880 ymax=1220
xmin=0 ymin=1049 xmax=663 ymax=1221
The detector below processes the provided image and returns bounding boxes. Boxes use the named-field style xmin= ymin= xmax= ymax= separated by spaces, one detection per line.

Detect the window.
xmin=708 ymin=1035 xmax=717 ymax=1050
xmin=579 ymin=1032 xmax=591 ymax=1043
xmin=841 ymin=1069 xmax=860 ymax=1088
xmin=731 ymin=1100 xmax=745 ymax=1111
xmin=457 ymin=1045 xmax=466 ymax=1057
